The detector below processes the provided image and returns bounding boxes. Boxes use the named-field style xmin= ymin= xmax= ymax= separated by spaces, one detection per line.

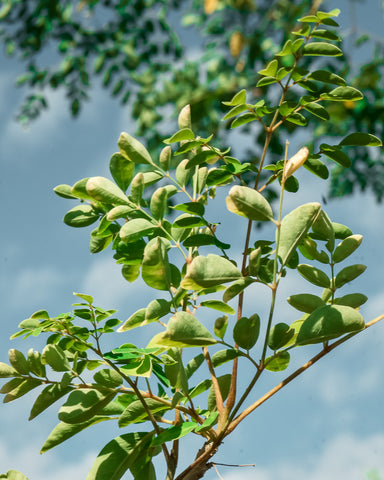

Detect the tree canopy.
xmin=1 ymin=0 xmax=383 ymax=200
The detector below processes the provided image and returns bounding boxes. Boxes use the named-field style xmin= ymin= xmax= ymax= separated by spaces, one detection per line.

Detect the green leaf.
xmin=42 ymin=344 xmax=71 ymax=372
xmin=320 ymin=86 xmax=363 ymax=102
xmin=106 ymin=205 xmax=136 ymax=221
xmin=8 ymin=349 xmax=29 ymax=375
xmin=185 ymin=354 xmax=205 ymax=379
xmin=233 ymin=314 xmax=260 ymax=350
xmin=208 ymin=374 xmax=232 ymax=411
xmin=320 ymin=144 xmax=351 ymax=167
xmin=307 ymin=69 xmax=346 ymax=86
xmin=333 ymin=235 xmax=362 ymax=263
xmin=296 ymin=305 xmax=365 ymax=345
xmin=181 ymin=254 xmax=241 ymax=290
xmin=109 ymin=153 xmax=135 ymax=192
xmin=150 ymin=187 xmax=168 ymax=220
xmin=256 ymin=76 xmax=277 ymax=87
xmin=152 ymin=422 xmax=196 ymax=446
xmin=142 ymin=237 xmax=172 ymax=291
xmin=145 ymin=299 xmax=171 ymax=322
xmin=121 ymin=264 xmax=140 ymax=283
xmin=303 ymin=156 xmax=329 ymax=179
xmin=175 ymin=159 xmax=192 ymax=187
xmin=120 ymin=218 xmax=156 ymax=243
xmin=93 ymin=369 xmax=123 ymax=388
xmin=297 ymin=264 xmax=331 ymax=288
xmin=335 ymin=264 xmax=366 ymax=288
xmin=303 ymin=42 xmax=342 ymax=56
xmin=118 ymin=309 xmax=146 ymax=332
xmin=222 ymin=277 xmax=254 ymax=303
xmin=287 ymin=294 xmax=325 ymax=313
xmin=230 ymin=113 xmax=258 ymax=128
xmin=312 ymin=210 xmax=334 ymax=248
xmin=0 ymin=362 xmax=19 ymax=378
xmin=63 ymin=204 xmax=99 ymax=228
xmin=118 ymin=399 xmax=169 ymax=426
xmin=1 ymin=377 xmax=42 ymax=403
xmin=118 ymin=132 xmax=154 ymax=165
xmin=222 ymin=104 xmax=250 ymax=121
xmin=159 ymin=145 xmax=172 ymax=170
xmin=222 ymin=89 xmax=246 ymax=106
xmin=333 ymin=293 xmax=368 ymax=308
xmin=172 ymin=202 xmax=205 ymax=216
xmin=178 ymin=104 xmax=192 ymax=130
xmin=86 ymin=432 xmax=153 ymax=480
xmin=54 ymin=184 xmax=78 ymax=199
xmin=186 ymin=150 xmax=219 ymax=169
xmin=258 ymin=59 xmax=278 ymax=77
xmin=164 ymin=348 xmax=188 ymax=392
xmin=310 ymin=29 xmax=341 ymax=41
xmin=195 ymin=412 xmax=219 ymax=432
xmin=182 ymin=234 xmax=216 ymax=248
xmin=211 ymin=349 xmax=242 ymax=368
xmin=332 ymin=222 xmax=353 ymax=239
xmin=58 ymin=389 xmax=117 ymax=424
xmin=86 ymin=177 xmax=131 ymax=205
xmin=164 ymin=128 xmax=195 ymax=144
xmin=214 ymin=316 xmax=228 ymax=339
xmin=339 ymin=133 xmax=382 ymax=147
xmin=268 ymin=323 xmax=294 ymax=350
xmin=0 ymin=471 xmax=29 ymax=480
xmin=285 ymin=113 xmax=307 ymax=126
xmin=29 ymin=383 xmax=72 ymax=420
xmin=148 ymin=311 xmax=216 ymax=348
xmin=265 ymin=351 xmax=290 ymax=372
xmin=200 ymin=300 xmax=235 ymax=314
xmin=41 ymin=416 xmax=112 ymax=453
xmin=302 ymin=102 xmax=329 ymax=121
xmin=278 ymin=203 xmax=321 ymax=266
xmin=226 ymin=186 xmax=273 ymax=221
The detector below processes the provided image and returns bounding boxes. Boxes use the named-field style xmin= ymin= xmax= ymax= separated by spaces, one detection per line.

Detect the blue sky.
xmin=1 ymin=1 xmax=384 ymax=479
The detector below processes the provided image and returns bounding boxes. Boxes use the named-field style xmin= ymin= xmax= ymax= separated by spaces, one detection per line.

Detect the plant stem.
xmin=226 ymin=313 xmax=384 ymax=435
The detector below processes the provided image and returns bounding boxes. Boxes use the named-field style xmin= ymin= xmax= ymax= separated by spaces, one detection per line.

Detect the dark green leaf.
xmin=41 ymin=416 xmax=112 ymax=453
xmin=297 ymin=264 xmax=331 ymax=288
xmin=320 ymin=86 xmax=363 ymax=101
xmin=63 ymin=204 xmax=99 ymax=228
xmin=142 ymin=237 xmax=172 ymax=291
xmin=208 ymin=374 xmax=232 ymax=411
xmin=59 ymin=389 xmax=117 ymax=424
xmin=233 ymin=314 xmax=260 ymax=350
xmin=335 ymin=264 xmax=366 ymax=288
xmin=211 ymin=349 xmax=242 ymax=368
xmin=214 ymin=316 xmax=228 ymax=339
xmin=287 ymin=294 xmax=325 ymax=313
xmin=109 ymin=153 xmax=135 ymax=191
xmin=268 ymin=323 xmax=294 ymax=350
xmin=333 ymin=293 xmax=368 ymax=308
xmin=303 ymin=42 xmax=342 ymax=56
xmin=339 ymin=133 xmax=382 ymax=147
xmin=118 ymin=399 xmax=169 ymax=427
xmin=86 ymin=432 xmax=153 ymax=480
xmin=151 ymin=422 xmax=196 ymax=446
xmin=29 ymin=383 xmax=72 ymax=420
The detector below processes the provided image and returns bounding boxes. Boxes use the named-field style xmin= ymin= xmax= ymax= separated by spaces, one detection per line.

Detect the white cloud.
xmin=80 ymin=256 xmax=152 ymax=309
xmin=208 ymin=432 xmax=384 ymax=480
xmin=0 ymin=441 xmax=96 ymax=480
xmin=9 ymin=266 xmax=63 ymax=307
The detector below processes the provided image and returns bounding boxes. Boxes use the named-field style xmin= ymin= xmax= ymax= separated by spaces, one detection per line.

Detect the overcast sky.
xmin=1 ymin=1 xmax=384 ymax=479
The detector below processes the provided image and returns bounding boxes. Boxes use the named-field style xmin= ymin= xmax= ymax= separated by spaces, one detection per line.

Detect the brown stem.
xmin=203 ymin=347 xmax=224 ymax=415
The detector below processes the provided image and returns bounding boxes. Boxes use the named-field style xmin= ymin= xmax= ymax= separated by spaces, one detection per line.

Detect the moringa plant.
xmin=1 ymin=8 xmax=383 ymax=480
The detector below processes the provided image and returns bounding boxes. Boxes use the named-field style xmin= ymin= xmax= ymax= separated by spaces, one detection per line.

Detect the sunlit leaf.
xmin=296 ymin=305 xmax=365 ymax=345
xmin=226 ymin=186 xmax=273 ymax=221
